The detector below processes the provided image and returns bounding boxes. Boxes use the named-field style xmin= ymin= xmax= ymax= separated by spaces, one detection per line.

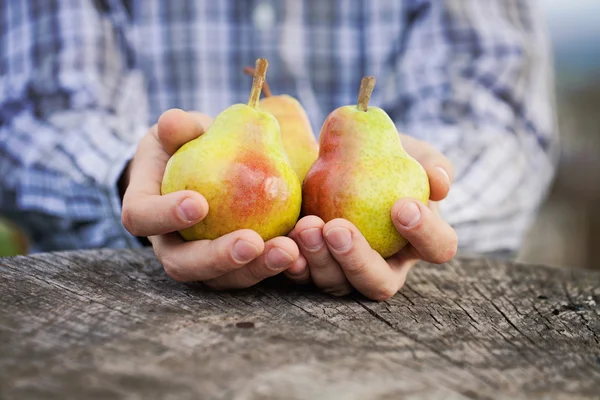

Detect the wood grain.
xmin=0 ymin=249 xmax=599 ymax=399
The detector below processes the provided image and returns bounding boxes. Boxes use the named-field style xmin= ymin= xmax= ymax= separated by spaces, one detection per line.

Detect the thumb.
xmin=391 ymin=198 xmax=458 ymax=264
xmin=157 ymin=109 xmax=213 ymax=155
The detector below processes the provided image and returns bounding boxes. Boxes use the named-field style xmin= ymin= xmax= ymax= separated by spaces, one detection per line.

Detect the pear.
xmin=302 ymin=76 xmax=430 ymax=258
xmin=161 ymin=58 xmax=302 ymax=242
xmin=243 ymin=67 xmax=318 ymax=183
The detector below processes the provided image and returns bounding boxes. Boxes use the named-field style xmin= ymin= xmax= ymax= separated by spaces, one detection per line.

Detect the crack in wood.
xmin=562 ymin=279 xmax=600 ymax=345
xmin=2 ymin=250 xmax=599 ymax=399
xmin=354 ymin=299 xmax=500 ymax=391
xmin=452 ymin=299 xmax=479 ymax=326
xmin=472 ymin=285 xmax=536 ymax=346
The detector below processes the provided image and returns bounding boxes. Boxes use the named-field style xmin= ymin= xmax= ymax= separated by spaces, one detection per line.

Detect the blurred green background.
xmin=1 ymin=1 xmax=599 ymax=267
xmin=0 ymin=217 xmax=28 ymax=257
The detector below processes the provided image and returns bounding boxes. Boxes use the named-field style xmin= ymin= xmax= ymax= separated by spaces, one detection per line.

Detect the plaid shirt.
xmin=0 ymin=0 xmax=558 ymax=254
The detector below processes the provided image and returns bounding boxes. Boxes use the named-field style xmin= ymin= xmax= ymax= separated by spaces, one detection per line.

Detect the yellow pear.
xmin=302 ymin=77 xmax=430 ymax=258
xmin=244 ymin=67 xmax=318 ymax=183
xmin=161 ymin=58 xmax=302 ymax=241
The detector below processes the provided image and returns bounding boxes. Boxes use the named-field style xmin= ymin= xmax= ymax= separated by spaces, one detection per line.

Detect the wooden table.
xmin=1 ymin=249 xmax=599 ymax=399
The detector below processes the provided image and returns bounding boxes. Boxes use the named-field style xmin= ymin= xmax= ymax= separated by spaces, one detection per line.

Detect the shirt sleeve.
xmin=385 ymin=0 xmax=559 ymax=253
xmin=0 ymin=1 xmax=148 ymax=252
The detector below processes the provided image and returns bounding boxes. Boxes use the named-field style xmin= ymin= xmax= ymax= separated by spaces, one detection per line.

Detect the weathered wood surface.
xmin=0 ymin=249 xmax=599 ymax=400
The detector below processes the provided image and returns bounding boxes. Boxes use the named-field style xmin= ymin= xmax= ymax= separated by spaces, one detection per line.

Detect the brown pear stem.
xmin=247 ymin=58 xmax=269 ymax=108
xmin=357 ymin=76 xmax=376 ymax=112
xmin=244 ymin=66 xmax=272 ymax=97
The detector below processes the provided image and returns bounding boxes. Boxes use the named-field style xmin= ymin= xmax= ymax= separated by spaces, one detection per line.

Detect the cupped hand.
xmin=121 ymin=109 xmax=304 ymax=289
xmin=286 ymin=134 xmax=458 ymax=301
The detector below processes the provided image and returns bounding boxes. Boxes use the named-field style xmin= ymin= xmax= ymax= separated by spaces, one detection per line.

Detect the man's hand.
xmin=121 ymin=109 xmax=304 ymax=289
xmin=285 ymin=134 xmax=458 ymax=301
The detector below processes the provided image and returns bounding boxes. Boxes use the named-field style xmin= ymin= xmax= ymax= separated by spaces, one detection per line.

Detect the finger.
xmin=419 ymin=154 xmax=453 ymax=202
xmin=156 ymin=108 xmax=213 ymax=155
xmin=127 ymin=128 xmax=168 ymax=195
xmin=204 ymin=236 xmax=299 ymax=290
xmin=400 ymin=134 xmax=454 ymax=201
xmin=392 ymin=199 xmax=458 ymax=264
xmin=122 ymin=190 xmax=209 ymax=237
xmin=150 ymin=229 xmax=264 ymax=282
xmin=284 ymin=230 xmax=310 ymax=284
xmin=323 ymin=219 xmax=399 ymax=301
xmin=122 ymin=132 xmax=210 ymax=237
xmin=128 ymin=109 xmax=212 ymax=197
xmin=386 ymin=254 xmax=416 ymax=292
xmin=386 ymin=241 xmax=424 ymax=283
xmin=284 ymin=253 xmax=311 ymax=284
xmin=187 ymin=111 xmax=214 ymax=129
xmin=291 ymin=216 xmax=352 ymax=296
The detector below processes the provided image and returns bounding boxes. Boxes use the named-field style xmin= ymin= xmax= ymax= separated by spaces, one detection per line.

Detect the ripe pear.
xmin=161 ymin=58 xmax=302 ymax=242
xmin=302 ymin=76 xmax=430 ymax=258
xmin=244 ymin=67 xmax=318 ymax=183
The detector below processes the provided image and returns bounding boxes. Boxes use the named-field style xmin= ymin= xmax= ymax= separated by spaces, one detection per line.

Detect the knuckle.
xmin=443 ymin=244 xmax=458 ymax=263
xmin=159 ymin=255 xmax=185 ymax=282
xmin=397 ymin=275 xmax=408 ymax=291
xmin=206 ymin=241 xmax=236 ymax=276
xmin=431 ymin=233 xmax=458 ymax=264
xmin=429 ymin=252 xmax=447 ymax=265
xmin=370 ymin=283 xmax=397 ymax=302
xmin=451 ymin=231 xmax=459 ymax=249
xmin=121 ymin=204 xmax=138 ymax=235
xmin=245 ymin=263 xmax=265 ymax=282
xmin=431 ymin=248 xmax=454 ymax=264
xmin=342 ymin=256 xmax=369 ymax=276
xmin=308 ymin=255 xmax=333 ymax=272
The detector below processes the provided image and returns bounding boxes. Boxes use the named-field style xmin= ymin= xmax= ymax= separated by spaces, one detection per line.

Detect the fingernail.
xmin=397 ymin=202 xmax=421 ymax=228
xmin=178 ymin=198 xmax=202 ymax=222
xmin=325 ymin=227 xmax=352 ymax=251
xmin=266 ymin=248 xmax=294 ymax=269
xmin=232 ymin=240 xmax=260 ymax=263
xmin=436 ymin=166 xmax=450 ymax=185
xmin=299 ymin=228 xmax=324 ymax=250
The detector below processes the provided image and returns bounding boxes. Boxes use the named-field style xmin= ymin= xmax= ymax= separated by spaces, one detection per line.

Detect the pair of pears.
xmin=161 ymin=58 xmax=429 ymax=258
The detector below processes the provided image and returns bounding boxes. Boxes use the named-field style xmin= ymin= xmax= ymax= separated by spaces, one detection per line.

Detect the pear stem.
xmin=357 ymin=76 xmax=376 ymax=112
xmin=244 ymin=66 xmax=272 ymax=97
xmin=247 ymin=58 xmax=269 ymax=108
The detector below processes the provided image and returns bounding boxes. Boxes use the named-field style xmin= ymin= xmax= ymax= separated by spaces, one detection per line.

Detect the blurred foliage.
xmin=0 ymin=217 xmax=28 ymax=257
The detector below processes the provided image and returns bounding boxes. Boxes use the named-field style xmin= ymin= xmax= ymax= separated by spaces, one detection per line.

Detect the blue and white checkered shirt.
xmin=0 ymin=0 xmax=558 ymax=254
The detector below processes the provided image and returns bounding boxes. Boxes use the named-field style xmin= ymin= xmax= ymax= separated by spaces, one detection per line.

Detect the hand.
xmin=121 ymin=109 xmax=304 ymax=289
xmin=285 ymin=134 xmax=458 ymax=301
